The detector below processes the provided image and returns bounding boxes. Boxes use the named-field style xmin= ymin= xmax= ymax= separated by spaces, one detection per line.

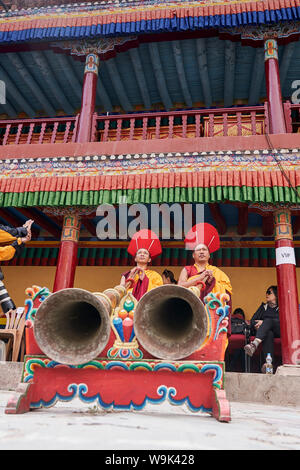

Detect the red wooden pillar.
xmin=53 ymin=212 xmax=81 ymax=292
xmin=274 ymin=208 xmax=300 ymax=364
xmin=264 ymin=38 xmax=287 ymax=134
xmin=53 ymin=53 xmax=99 ymax=291
xmin=75 ymin=52 xmax=99 ymax=143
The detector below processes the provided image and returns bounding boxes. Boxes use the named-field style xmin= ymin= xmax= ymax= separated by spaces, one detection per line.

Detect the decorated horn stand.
xmin=5 ymin=283 xmax=231 ymax=422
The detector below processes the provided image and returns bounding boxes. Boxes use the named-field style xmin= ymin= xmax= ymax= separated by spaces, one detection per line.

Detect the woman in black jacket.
xmin=244 ymin=286 xmax=280 ymax=369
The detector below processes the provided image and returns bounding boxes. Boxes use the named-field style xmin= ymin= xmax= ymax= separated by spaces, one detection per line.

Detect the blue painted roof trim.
xmin=0 ymin=9 xmax=300 ymax=44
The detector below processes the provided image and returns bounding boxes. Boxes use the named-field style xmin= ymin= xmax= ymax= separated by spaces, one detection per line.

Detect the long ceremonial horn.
xmin=134 ymin=284 xmax=208 ymax=360
xmin=34 ymin=286 xmax=126 ymax=365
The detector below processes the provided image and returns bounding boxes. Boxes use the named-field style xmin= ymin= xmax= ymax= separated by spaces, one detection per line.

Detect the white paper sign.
xmin=276 ymin=246 xmax=296 ymax=266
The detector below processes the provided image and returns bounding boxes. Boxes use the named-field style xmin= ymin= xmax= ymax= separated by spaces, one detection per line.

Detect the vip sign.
xmin=275 ymin=246 xmax=296 ymax=266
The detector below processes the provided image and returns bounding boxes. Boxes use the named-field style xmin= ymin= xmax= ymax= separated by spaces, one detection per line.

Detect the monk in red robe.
xmin=178 ymin=223 xmax=232 ymax=302
xmin=120 ymin=229 xmax=163 ymax=301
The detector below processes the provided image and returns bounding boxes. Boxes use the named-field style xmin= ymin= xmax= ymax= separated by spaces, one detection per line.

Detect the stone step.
xmin=0 ymin=361 xmax=23 ymax=391
xmin=225 ymin=369 xmax=300 ymax=407
xmin=1 ymin=361 xmax=300 ymax=407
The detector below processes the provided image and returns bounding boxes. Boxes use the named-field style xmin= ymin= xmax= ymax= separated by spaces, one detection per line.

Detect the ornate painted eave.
xmin=1 ymin=0 xmax=300 ymax=44
xmin=0 ymin=148 xmax=299 ymax=207
xmin=2 ymin=240 xmax=300 ymax=267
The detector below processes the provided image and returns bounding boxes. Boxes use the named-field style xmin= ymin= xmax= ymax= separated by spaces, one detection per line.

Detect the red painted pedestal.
xmin=11 ymin=288 xmax=231 ymax=422
xmin=5 ymin=356 xmax=230 ymax=422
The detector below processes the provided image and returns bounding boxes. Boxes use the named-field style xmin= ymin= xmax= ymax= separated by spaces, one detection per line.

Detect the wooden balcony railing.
xmin=0 ymin=102 xmax=282 ymax=146
xmin=0 ymin=116 xmax=78 ymax=146
xmin=92 ymin=104 xmax=269 ymax=142
xmin=284 ymin=101 xmax=300 ymax=134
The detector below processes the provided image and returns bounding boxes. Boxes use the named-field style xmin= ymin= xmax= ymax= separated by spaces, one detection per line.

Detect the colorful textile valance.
xmin=0 ymin=0 xmax=300 ymax=44
xmin=0 ymin=170 xmax=299 ymax=207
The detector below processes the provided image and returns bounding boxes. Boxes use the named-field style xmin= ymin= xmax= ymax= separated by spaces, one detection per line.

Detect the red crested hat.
xmin=127 ymin=229 xmax=162 ymax=259
xmin=184 ymin=223 xmax=220 ymax=253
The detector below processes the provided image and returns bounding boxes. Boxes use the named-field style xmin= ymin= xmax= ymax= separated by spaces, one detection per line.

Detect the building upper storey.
xmin=0 ymin=0 xmax=299 ymax=152
xmin=0 ymin=0 xmax=299 ymax=118
xmin=0 ymin=1 xmax=299 ymax=249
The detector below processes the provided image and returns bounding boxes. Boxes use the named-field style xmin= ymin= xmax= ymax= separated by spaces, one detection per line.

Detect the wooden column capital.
xmin=84 ymin=53 xmax=100 ymax=75
xmin=61 ymin=213 xmax=81 ymax=243
xmin=264 ymin=38 xmax=278 ymax=61
xmin=274 ymin=207 xmax=293 ymax=241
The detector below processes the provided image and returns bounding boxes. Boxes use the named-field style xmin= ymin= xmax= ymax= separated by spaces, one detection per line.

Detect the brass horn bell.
xmin=34 ymin=287 xmax=112 ymax=365
xmin=134 ymin=284 xmax=208 ymax=360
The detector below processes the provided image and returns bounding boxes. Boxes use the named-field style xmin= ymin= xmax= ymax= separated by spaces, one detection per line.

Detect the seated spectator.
xmin=227 ymin=308 xmax=250 ymax=372
xmin=120 ymin=229 xmax=163 ymax=301
xmin=232 ymin=308 xmax=245 ymax=320
xmin=162 ymin=269 xmax=177 ymax=285
xmin=244 ymin=285 xmax=280 ymax=373
xmin=230 ymin=308 xmax=249 ymax=336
